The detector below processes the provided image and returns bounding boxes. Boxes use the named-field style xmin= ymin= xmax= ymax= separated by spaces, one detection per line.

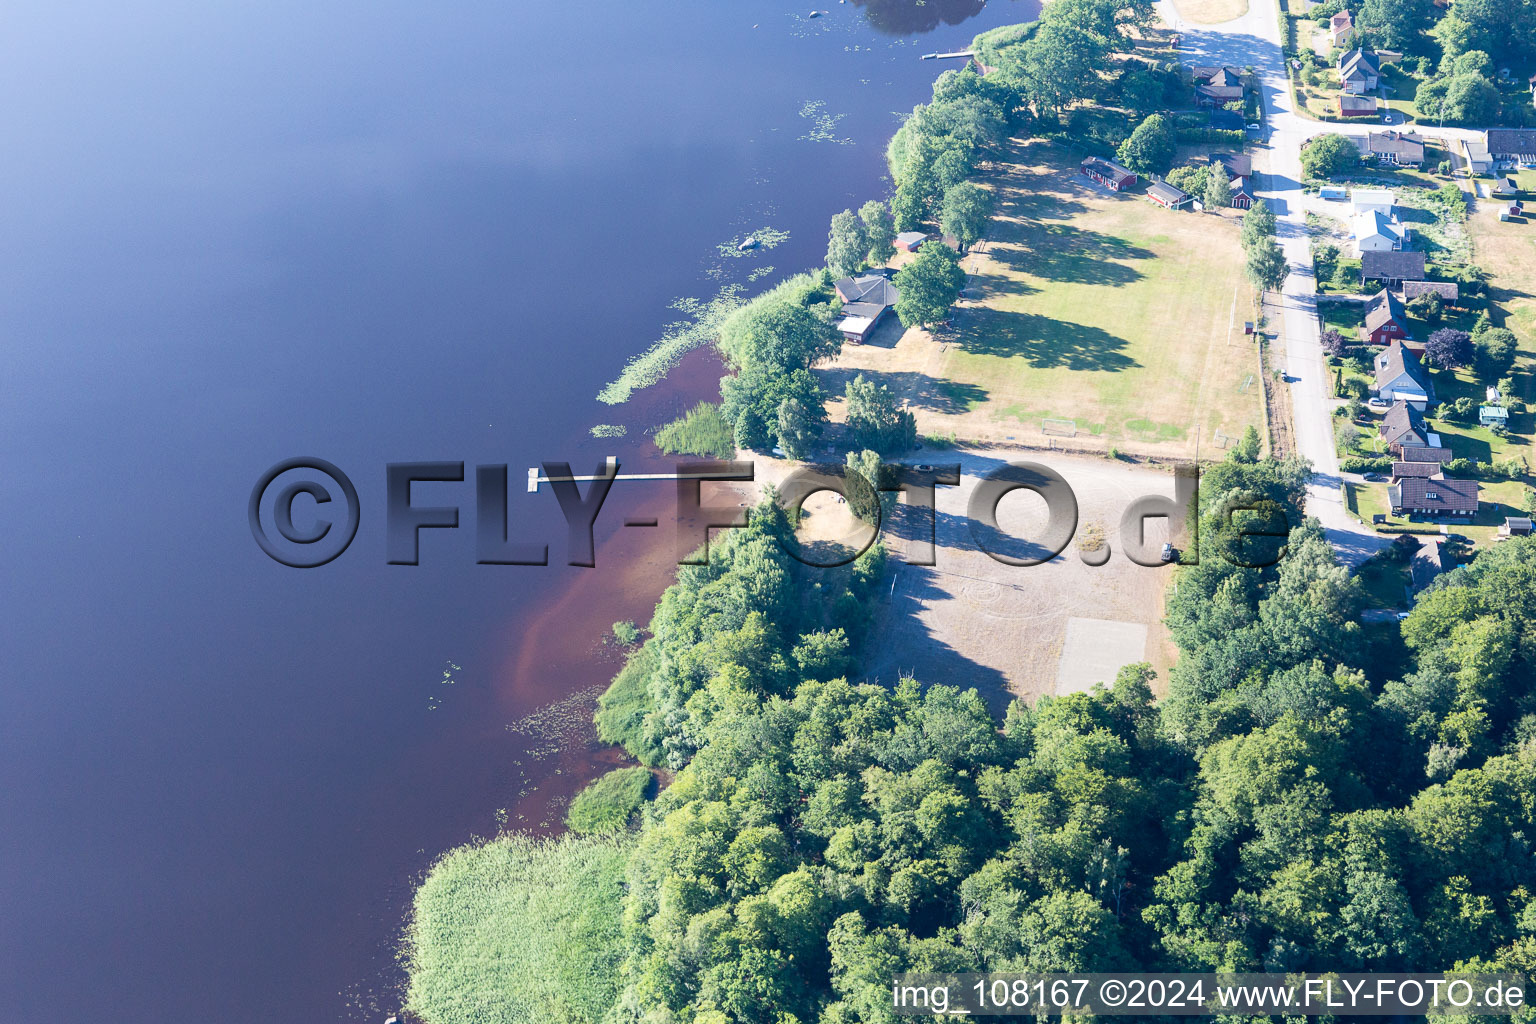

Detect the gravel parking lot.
xmin=750 ymin=447 xmax=1185 ymax=709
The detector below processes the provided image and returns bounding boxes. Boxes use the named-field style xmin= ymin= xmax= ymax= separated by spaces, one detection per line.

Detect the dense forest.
xmin=405 ymin=450 xmax=1536 ymax=1024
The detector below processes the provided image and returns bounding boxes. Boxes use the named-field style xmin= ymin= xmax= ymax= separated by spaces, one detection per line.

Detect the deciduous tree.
xmin=826 ymin=209 xmax=869 ymax=278
xmin=893 ymin=241 xmax=965 ymax=328
xmin=940 ymin=181 xmax=993 ymax=251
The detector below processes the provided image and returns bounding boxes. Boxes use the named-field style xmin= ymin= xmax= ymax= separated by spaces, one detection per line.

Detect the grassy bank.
xmin=405 ymin=832 xmax=632 ymax=1024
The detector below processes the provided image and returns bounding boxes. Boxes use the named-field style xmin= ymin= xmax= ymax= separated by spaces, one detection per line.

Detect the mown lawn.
xmin=940 ymin=140 xmax=1262 ymax=456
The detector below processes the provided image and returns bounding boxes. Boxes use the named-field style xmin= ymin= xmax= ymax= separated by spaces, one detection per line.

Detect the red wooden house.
xmin=1363 ymin=288 xmax=1409 ymax=345
xmin=1081 ymin=157 xmax=1137 ymax=191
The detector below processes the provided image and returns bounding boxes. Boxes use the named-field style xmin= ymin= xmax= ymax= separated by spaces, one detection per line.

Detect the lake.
xmin=0 ymin=1 xmax=1038 ymax=1020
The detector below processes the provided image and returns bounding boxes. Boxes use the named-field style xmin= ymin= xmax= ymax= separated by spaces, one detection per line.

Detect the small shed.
xmin=895 ymin=231 xmax=929 ymax=252
xmin=1501 ymin=517 xmax=1534 ymax=537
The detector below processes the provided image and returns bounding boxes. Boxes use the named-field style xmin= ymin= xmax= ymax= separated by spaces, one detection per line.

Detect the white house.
xmin=1351 ymin=188 xmax=1394 ymax=216
xmin=1353 ymin=209 xmax=1404 ymax=253
xmin=1461 ymin=136 xmax=1494 ymax=175
xmin=1339 ymin=49 xmax=1381 ymax=93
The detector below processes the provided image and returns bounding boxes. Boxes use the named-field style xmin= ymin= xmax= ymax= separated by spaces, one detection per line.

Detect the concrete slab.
xmin=1055 ymin=617 xmax=1149 ymax=696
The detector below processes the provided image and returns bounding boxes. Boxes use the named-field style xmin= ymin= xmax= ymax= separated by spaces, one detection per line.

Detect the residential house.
xmin=894 ymin=231 xmax=929 ymax=252
xmin=833 ymin=272 xmax=900 ymax=344
xmin=1389 ymin=475 xmax=1479 ymax=520
xmin=1146 ymin=180 xmax=1194 ymax=210
xmin=1365 ymin=289 xmax=1411 ymax=344
xmin=1487 ymin=128 xmax=1536 ymax=168
xmin=1081 ymin=157 xmax=1137 ymax=192
xmin=1361 ymin=250 xmax=1425 ymax=286
xmin=1379 ymin=399 xmax=1435 ymax=448
xmin=1410 ymin=538 xmax=1448 ymax=592
xmin=1338 ymin=49 xmax=1381 ymax=93
xmin=1399 ymin=445 xmax=1455 ymax=464
xmin=1354 ymin=209 xmax=1404 ymax=253
xmin=1391 ymin=460 xmax=1442 ymax=480
xmin=1192 ymin=65 xmax=1246 ymax=107
xmin=1330 ymin=8 xmax=1355 ymax=46
xmin=1375 ymin=340 xmax=1434 ymax=407
xmin=1227 ymin=175 xmax=1256 ymax=209
xmin=1208 ymin=152 xmax=1253 ymax=178
xmin=1403 ymin=280 xmax=1460 ymax=305
xmin=1480 ymin=405 xmax=1510 ymax=428
xmin=1340 ymin=94 xmax=1379 ymax=118
xmin=1351 ymin=188 xmax=1395 ymax=216
xmin=1357 ymin=130 xmax=1426 ymax=167
xmin=1461 ymin=136 xmax=1493 ymax=175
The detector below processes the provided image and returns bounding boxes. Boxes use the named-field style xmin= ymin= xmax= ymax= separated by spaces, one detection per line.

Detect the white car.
xmin=1368 ymin=397 xmax=1390 ymax=408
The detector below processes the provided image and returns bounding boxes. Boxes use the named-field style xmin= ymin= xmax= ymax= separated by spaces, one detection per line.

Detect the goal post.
xmin=1041 ymin=417 xmax=1077 ymax=437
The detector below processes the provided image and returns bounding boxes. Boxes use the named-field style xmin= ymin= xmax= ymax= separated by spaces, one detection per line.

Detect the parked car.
xmin=1368 ymin=396 xmax=1390 ymax=409
xmin=1160 ymin=542 xmax=1176 ymax=563
xmin=1363 ymin=472 xmax=1386 ymax=482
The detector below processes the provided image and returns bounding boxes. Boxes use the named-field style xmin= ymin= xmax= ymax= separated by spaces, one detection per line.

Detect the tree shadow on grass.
xmin=815 ymin=366 xmax=989 ymax=414
xmin=958 ymin=309 xmax=1141 ymax=372
xmin=987 ymin=224 xmax=1155 ymax=287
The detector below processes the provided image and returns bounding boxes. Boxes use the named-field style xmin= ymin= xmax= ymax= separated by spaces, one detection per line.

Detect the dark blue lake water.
xmin=0 ymin=1 xmax=1038 ymax=1020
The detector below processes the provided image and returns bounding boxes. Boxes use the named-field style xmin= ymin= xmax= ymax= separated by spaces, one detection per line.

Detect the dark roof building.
xmin=1361 ymin=250 xmax=1426 ymax=285
xmin=1364 ymin=287 xmax=1410 ymax=344
xmin=1208 ymin=152 xmax=1253 ymax=177
xmin=833 ymin=272 xmax=901 ymax=343
xmin=1400 ymin=444 xmax=1456 ymax=463
xmin=1391 ymin=460 xmax=1441 ymax=478
xmin=1403 ymin=280 xmax=1459 ymax=303
xmin=1146 ymin=180 xmax=1193 ymax=209
xmin=1389 ymin=476 xmax=1479 ymax=518
xmin=1340 ymin=94 xmax=1379 ymax=116
xmin=1193 ymin=65 xmax=1246 ymax=105
xmin=1487 ymin=128 xmax=1536 ymax=162
xmin=1081 ymin=157 xmax=1137 ymax=191
xmin=1358 ymin=130 xmax=1426 ymax=166
xmin=1379 ymin=400 xmax=1431 ymax=448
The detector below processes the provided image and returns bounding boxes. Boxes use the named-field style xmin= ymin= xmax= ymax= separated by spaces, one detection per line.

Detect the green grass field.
xmin=940 ymin=142 xmax=1262 ymax=456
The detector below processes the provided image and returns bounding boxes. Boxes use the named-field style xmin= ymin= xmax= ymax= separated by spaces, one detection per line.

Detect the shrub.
xmin=566 ymin=766 xmax=654 ymax=834
xmin=611 ymin=620 xmax=642 ymax=647
xmin=1341 ymin=455 xmax=1393 ymax=473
